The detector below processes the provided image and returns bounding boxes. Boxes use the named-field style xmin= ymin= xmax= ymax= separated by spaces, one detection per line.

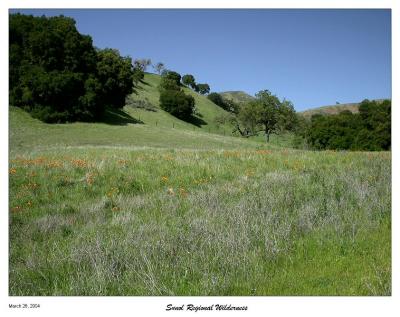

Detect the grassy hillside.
xmin=10 ymin=73 xmax=296 ymax=156
xmin=301 ymin=102 xmax=360 ymax=119
xmin=126 ymin=73 xmax=235 ymax=135
xmin=9 ymin=106 xmax=264 ymax=156
xmin=300 ymin=99 xmax=388 ymax=119
xmin=219 ymin=91 xmax=255 ymax=104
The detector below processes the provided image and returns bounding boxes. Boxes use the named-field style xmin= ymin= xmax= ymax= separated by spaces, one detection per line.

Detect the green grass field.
xmin=9 ymin=75 xmax=391 ymax=296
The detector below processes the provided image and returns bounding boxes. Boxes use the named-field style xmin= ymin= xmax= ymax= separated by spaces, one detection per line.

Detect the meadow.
xmin=9 ymin=131 xmax=391 ymax=295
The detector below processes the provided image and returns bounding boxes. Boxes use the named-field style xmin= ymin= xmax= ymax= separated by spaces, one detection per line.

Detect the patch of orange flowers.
xmin=161 ymin=176 xmax=168 ymax=182
xmin=13 ymin=157 xmax=47 ymax=166
xmin=118 ymin=159 xmax=128 ymax=166
xmin=71 ymin=159 xmax=87 ymax=168
xmin=256 ymin=149 xmax=271 ymax=155
xmin=46 ymin=160 xmax=63 ymax=168
xmin=223 ymin=151 xmax=241 ymax=158
xmin=11 ymin=206 xmax=22 ymax=213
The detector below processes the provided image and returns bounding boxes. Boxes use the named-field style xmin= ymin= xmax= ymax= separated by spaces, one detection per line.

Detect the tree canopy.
xmin=9 ymin=13 xmax=136 ymax=123
xmin=153 ymin=62 xmax=165 ymax=74
xmin=161 ymin=70 xmax=182 ymax=87
xmin=159 ymin=69 xmax=195 ymax=120
xmin=196 ymin=83 xmax=210 ymax=95
xmin=208 ymin=92 xmax=239 ymax=114
xmin=304 ymin=99 xmax=391 ymax=150
xmin=237 ymin=90 xmax=296 ymax=141
xmin=182 ymin=74 xmax=196 ymax=87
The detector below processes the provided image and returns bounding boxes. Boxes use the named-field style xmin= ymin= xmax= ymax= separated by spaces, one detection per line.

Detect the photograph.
xmin=5 ymin=3 xmax=394 ymax=311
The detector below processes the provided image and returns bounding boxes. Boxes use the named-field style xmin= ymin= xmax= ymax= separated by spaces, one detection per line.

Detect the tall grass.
xmin=9 ymin=148 xmax=391 ymax=295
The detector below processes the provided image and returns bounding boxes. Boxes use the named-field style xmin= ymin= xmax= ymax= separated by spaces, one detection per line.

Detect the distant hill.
xmin=219 ymin=91 xmax=255 ymax=104
xmin=300 ymin=99 xmax=388 ymax=119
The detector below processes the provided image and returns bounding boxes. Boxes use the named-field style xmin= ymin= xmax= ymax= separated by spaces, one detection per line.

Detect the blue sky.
xmin=11 ymin=9 xmax=391 ymax=111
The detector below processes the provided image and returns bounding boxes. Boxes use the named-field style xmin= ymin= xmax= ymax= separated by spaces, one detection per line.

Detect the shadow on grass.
xmin=100 ymin=108 xmax=144 ymax=126
xmin=185 ymin=115 xmax=207 ymax=128
xmin=139 ymin=79 xmax=151 ymax=87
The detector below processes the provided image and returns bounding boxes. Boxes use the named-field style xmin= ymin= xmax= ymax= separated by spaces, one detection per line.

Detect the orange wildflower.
xmin=256 ymin=149 xmax=271 ymax=155
xmin=11 ymin=206 xmax=22 ymax=212
xmin=71 ymin=159 xmax=87 ymax=168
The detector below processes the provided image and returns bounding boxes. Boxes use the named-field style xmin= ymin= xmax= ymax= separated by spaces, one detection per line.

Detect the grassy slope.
xmin=300 ymin=99 xmax=388 ymax=119
xmin=219 ymin=90 xmax=255 ymax=104
xmin=301 ymin=102 xmax=360 ymax=119
xmin=9 ymin=106 xmax=264 ymax=156
xmin=126 ymin=73 xmax=234 ymax=135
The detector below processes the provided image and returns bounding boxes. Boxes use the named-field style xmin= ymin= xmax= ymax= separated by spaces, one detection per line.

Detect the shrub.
xmin=196 ymin=83 xmax=210 ymax=95
xmin=159 ymin=89 xmax=195 ymax=120
xmin=208 ymin=92 xmax=225 ymax=108
xmin=161 ymin=70 xmax=181 ymax=87
xmin=208 ymin=92 xmax=240 ymax=114
xmin=125 ymin=96 xmax=157 ymax=112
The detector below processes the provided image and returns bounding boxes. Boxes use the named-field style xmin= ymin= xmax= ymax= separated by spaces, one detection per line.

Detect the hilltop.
xmin=300 ymin=99 xmax=388 ymax=119
xmin=219 ymin=91 xmax=255 ymax=104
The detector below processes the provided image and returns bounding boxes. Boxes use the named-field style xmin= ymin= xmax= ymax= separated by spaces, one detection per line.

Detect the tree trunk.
xmin=265 ymin=128 xmax=270 ymax=143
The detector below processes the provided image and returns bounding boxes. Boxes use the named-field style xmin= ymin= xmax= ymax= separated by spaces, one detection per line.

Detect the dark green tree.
xmin=161 ymin=70 xmax=181 ymax=87
xmin=207 ymin=92 xmax=225 ymax=107
xmin=9 ymin=13 xmax=135 ymax=122
xmin=95 ymin=48 xmax=134 ymax=109
xmin=159 ymin=70 xmax=195 ymax=120
xmin=303 ymin=99 xmax=391 ymax=151
xmin=10 ymin=14 xmax=98 ymax=122
xmin=196 ymin=83 xmax=210 ymax=95
xmin=208 ymin=92 xmax=239 ymax=114
xmin=182 ymin=74 xmax=196 ymax=87
xmin=159 ymin=89 xmax=195 ymax=120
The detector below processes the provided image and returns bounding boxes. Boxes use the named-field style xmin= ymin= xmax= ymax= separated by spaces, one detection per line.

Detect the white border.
xmin=1 ymin=1 xmax=397 ymax=316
